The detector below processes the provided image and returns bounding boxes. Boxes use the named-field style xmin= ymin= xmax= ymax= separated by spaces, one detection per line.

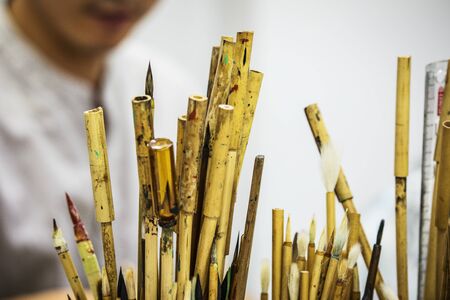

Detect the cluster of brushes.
xmin=52 ymin=31 xmax=266 ymax=300
xmin=262 ymin=140 xmax=395 ymax=300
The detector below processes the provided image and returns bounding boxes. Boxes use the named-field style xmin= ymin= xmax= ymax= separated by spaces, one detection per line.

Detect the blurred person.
xmin=0 ymin=0 xmax=198 ymax=297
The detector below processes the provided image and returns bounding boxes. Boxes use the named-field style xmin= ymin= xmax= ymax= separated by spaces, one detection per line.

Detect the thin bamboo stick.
xmin=308 ymin=217 xmax=317 ymax=276
xmin=102 ymin=267 xmax=112 ymax=300
xmin=207 ymin=46 xmax=221 ymax=100
xmin=300 ymin=271 xmax=310 ymax=300
xmin=434 ymin=120 xmax=450 ymax=298
xmin=144 ymin=217 xmax=158 ymax=300
xmin=177 ymin=95 xmax=208 ymax=300
xmin=52 ymin=220 xmax=87 ymax=300
xmin=160 ymin=227 xmax=174 ymax=300
xmin=273 ymin=209 xmax=284 ymax=300
xmin=194 ymin=104 xmax=233 ymax=288
xmin=281 ymin=217 xmax=292 ymax=300
xmin=304 ymin=104 xmax=386 ymax=300
xmin=84 ymin=107 xmax=117 ymax=299
xmin=65 ymin=194 xmax=101 ymax=300
xmin=230 ymin=155 xmax=265 ymax=300
xmin=209 ymin=243 xmax=219 ymax=300
xmin=132 ymin=95 xmax=156 ymax=300
xmin=394 ymin=56 xmax=411 ymax=300
xmin=226 ymin=69 xmax=263 ymax=255
xmin=310 ymin=230 xmax=326 ymax=300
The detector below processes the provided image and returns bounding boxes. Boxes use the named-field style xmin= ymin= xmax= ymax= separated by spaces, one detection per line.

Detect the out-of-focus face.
xmin=27 ymin=0 xmax=157 ymax=54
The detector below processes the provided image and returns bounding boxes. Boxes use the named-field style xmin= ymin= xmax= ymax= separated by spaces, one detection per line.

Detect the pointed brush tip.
xmin=376 ymin=219 xmax=385 ymax=244
xmin=53 ymin=218 xmax=58 ymax=231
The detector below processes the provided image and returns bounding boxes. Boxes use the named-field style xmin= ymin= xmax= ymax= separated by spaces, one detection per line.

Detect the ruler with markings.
xmin=417 ymin=60 xmax=447 ymax=300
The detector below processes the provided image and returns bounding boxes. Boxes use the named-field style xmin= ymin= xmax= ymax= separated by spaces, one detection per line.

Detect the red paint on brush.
xmin=65 ymin=193 xmax=89 ymax=242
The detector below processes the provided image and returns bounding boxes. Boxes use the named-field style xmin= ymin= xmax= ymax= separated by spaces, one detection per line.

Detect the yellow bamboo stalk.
xmin=326 ymin=192 xmax=336 ymax=242
xmin=352 ymin=267 xmax=360 ymax=300
xmin=144 ymin=217 xmax=158 ymax=300
xmin=102 ymin=267 xmax=112 ymax=300
xmin=300 ymin=271 xmax=310 ymax=300
xmin=304 ymin=104 xmax=386 ymax=300
xmin=207 ymin=46 xmax=221 ymax=100
xmin=176 ymin=115 xmax=187 ymax=189
xmin=52 ymin=220 xmax=87 ymax=300
xmin=177 ymin=95 xmax=208 ymax=300
xmin=195 ymin=104 xmax=233 ymax=288
xmin=310 ymin=251 xmax=325 ymax=300
xmin=394 ymin=56 xmax=411 ymax=300
xmin=434 ymin=120 xmax=450 ymax=298
xmin=272 ymin=209 xmax=284 ymax=300
xmin=209 ymin=243 xmax=219 ymax=300
xmin=226 ymin=69 xmax=263 ymax=254
xmin=281 ymin=217 xmax=292 ymax=300
xmin=160 ymin=227 xmax=174 ymax=300
xmin=132 ymin=95 xmax=156 ymax=299
xmin=320 ymin=258 xmax=339 ymax=300
xmin=84 ymin=107 xmax=117 ymax=299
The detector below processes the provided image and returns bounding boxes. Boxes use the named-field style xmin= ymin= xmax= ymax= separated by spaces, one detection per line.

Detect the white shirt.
xmin=0 ymin=5 xmax=200 ymax=297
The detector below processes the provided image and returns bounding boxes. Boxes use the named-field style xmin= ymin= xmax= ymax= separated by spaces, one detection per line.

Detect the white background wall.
xmin=130 ymin=1 xmax=450 ymax=298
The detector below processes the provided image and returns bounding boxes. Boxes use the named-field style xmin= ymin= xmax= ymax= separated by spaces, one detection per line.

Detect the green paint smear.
xmin=224 ymin=54 xmax=229 ymax=65
xmin=94 ymin=150 xmax=100 ymax=158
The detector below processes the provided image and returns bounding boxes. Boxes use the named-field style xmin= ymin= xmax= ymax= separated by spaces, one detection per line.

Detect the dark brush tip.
xmin=195 ymin=273 xmax=203 ymax=300
xmin=145 ymin=60 xmax=154 ymax=97
xmin=53 ymin=218 xmax=58 ymax=231
xmin=376 ymin=219 xmax=385 ymax=245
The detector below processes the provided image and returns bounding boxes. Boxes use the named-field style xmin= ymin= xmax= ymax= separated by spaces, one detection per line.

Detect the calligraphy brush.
xmin=362 ymin=220 xmax=384 ymax=300
xmin=288 ymin=263 xmax=300 ymax=300
xmin=260 ymin=259 xmax=270 ymax=300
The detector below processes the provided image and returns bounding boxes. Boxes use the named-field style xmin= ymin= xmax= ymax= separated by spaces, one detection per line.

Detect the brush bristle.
xmin=332 ymin=215 xmax=349 ymax=257
xmin=347 ymin=243 xmax=361 ymax=269
xmin=318 ymin=229 xmax=327 ymax=252
xmin=191 ymin=275 xmax=197 ymax=299
xmin=102 ymin=267 xmax=110 ymax=296
xmin=309 ymin=215 xmax=316 ymax=243
xmin=125 ymin=268 xmax=136 ymax=299
xmin=297 ymin=230 xmax=308 ymax=257
xmin=288 ymin=263 xmax=300 ymax=300
xmin=380 ymin=282 xmax=399 ymax=300
xmin=320 ymin=141 xmax=341 ymax=192
xmin=261 ymin=259 xmax=270 ymax=294
xmin=286 ymin=215 xmax=292 ymax=242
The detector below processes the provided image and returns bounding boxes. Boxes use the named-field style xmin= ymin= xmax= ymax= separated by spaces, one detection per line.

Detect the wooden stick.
xmin=272 ymin=209 xmax=284 ymax=300
xmin=226 ymin=69 xmax=263 ymax=254
xmin=304 ymin=104 xmax=386 ymax=300
xmin=209 ymin=243 xmax=219 ymax=300
xmin=300 ymin=271 xmax=310 ymax=300
xmin=317 ymin=231 xmax=334 ymax=300
xmin=102 ymin=267 xmax=112 ymax=300
xmin=310 ymin=231 xmax=326 ymax=300
xmin=144 ymin=217 xmax=158 ymax=300
xmin=230 ymin=155 xmax=265 ymax=300
xmin=434 ymin=120 xmax=450 ymax=298
xmin=177 ymin=95 xmax=208 ymax=300
xmin=308 ymin=217 xmax=316 ymax=276
xmin=194 ymin=104 xmax=233 ymax=288
xmin=320 ymin=257 xmax=339 ymax=300
xmin=84 ymin=107 xmax=118 ymax=299
xmin=65 ymin=194 xmax=101 ymax=300
xmin=176 ymin=115 xmax=187 ymax=193
xmin=207 ymin=46 xmax=221 ymax=100
xmin=326 ymin=192 xmax=336 ymax=242
xmin=52 ymin=220 xmax=88 ymax=300
xmin=160 ymin=227 xmax=174 ymax=300
xmin=131 ymin=95 xmax=156 ymax=299
xmin=394 ymin=56 xmax=411 ymax=300
xmin=281 ymin=217 xmax=292 ymax=300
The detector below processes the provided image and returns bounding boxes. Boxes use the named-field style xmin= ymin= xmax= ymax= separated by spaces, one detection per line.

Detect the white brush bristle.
xmin=297 ymin=230 xmax=308 ymax=257
xmin=320 ymin=142 xmax=341 ymax=192
xmin=347 ymin=243 xmax=361 ymax=269
xmin=332 ymin=215 xmax=349 ymax=257
xmin=309 ymin=215 xmax=316 ymax=243
xmin=288 ymin=263 xmax=300 ymax=300
xmin=286 ymin=215 xmax=292 ymax=242
xmin=381 ymin=282 xmax=399 ymax=300
xmin=261 ymin=259 xmax=270 ymax=294
xmin=318 ymin=229 xmax=327 ymax=252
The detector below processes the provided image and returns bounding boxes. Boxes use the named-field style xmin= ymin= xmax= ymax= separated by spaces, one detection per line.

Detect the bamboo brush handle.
xmin=320 ymin=258 xmax=338 ymax=300
xmin=144 ymin=218 xmax=158 ymax=300
xmin=281 ymin=242 xmax=292 ymax=300
xmin=272 ymin=209 xmax=284 ymax=300
xmin=309 ymin=252 xmax=324 ymax=300
xmin=58 ymin=251 xmax=88 ymax=300
xmin=300 ymin=271 xmax=309 ymax=300
xmin=160 ymin=228 xmax=174 ymax=300
xmin=326 ymin=192 xmax=335 ymax=241
xmin=304 ymin=104 xmax=386 ymax=300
